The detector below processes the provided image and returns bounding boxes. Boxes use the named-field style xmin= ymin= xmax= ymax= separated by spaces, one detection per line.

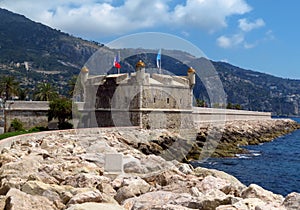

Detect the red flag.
xmin=114 ymin=54 xmax=121 ymax=69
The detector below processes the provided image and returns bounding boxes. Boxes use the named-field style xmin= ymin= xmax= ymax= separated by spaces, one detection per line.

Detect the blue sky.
xmin=1 ymin=0 xmax=300 ymax=79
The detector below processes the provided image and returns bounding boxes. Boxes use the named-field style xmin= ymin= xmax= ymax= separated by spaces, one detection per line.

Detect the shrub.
xmin=48 ymin=97 xmax=75 ymax=130
xmin=11 ymin=118 xmax=24 ymax=131
xmin=28 ymin=126 xmax=48 ymax=132
xmin=58 ymin=121 xmax=73 ymax=130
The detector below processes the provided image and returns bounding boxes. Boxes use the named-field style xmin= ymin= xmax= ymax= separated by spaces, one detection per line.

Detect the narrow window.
xmin=167 ymin=98 xmax=170 ymax=104
xmin=154 ymin=97 xmax=156 ymax=103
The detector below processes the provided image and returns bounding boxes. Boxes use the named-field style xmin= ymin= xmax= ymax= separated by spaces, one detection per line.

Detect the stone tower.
xmin=81 ymin=60 xmax=195 ymax=129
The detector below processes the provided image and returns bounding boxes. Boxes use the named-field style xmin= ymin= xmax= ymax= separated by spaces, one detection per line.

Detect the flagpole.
xmin=157 ymin=49 xmax=162 ymax=74
xmin=159 ymin=52 xmax=161 ymax=74
xmin=118 ymin=51 xmax=120 ymax=74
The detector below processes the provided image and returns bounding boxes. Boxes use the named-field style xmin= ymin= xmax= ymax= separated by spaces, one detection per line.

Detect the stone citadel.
xmin=79 ymin=60 xmax=271 ymax=129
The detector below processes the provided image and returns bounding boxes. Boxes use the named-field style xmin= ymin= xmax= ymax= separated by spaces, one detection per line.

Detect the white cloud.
xmin=0 ymin=0 xmax=252 ymax=39
xmin=243 ymin=42 xmax=256 ymax=49
xmin=265 ymin=30 xmax=275 ymax=41
xmin=238 ymin=18 xmax=265 ymax=32
xmin=217 ymin=17 xmax=267 ymax=49
xmin=217 ymin=34 xmax=244 ymax=48
xmin=172 ymin=0 xmax=251 ymax=33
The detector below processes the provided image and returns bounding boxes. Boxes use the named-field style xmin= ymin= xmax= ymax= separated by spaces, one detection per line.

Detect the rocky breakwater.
xmin=212 ymin=118 xmax=300 ymax=157
xmin=130 ymin=118 xmax=300 ymax=159
xmin=0 ymin=125 xmax=300 ymax=210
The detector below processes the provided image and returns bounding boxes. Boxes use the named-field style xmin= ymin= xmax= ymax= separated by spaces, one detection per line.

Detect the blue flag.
xmin=156 ymin=49 xmax=161 ymax=69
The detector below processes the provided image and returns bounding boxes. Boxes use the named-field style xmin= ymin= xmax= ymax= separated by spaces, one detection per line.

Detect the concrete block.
xmin=104 ymin=153 xmax=123 ymax=173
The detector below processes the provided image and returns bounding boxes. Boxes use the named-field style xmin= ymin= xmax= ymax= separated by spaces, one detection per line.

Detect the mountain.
xmin=0 ymin=8 xmax=101 ymax=95
xmin=1 ymin=8 xmax=300 ymax=116
xmin=213 ymin=61 xmax=300 ymax=115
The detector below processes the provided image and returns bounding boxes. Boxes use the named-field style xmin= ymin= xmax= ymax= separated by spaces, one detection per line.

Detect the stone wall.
xmin=141 ymin=110 xmax=193 ymax=129
xmin=142 ymin=85 xmax=191 ymax=109
xmin=4 ymin=101 xmax=49 ymax=132
xmin=193 ymin=107 xmax=271 ymax=126
xmin=82 ymin=107 xmax=271 ymax=130
xmin=2 ymin=101 xmax=272 ymax=133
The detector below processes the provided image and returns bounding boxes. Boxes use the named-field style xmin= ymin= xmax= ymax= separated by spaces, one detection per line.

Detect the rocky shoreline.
xmin=0 ymin=119 xmax=299 ymax=209
xmin=127 ymin=118 xmax=300 ymax=160
xmin=200 ymin=118 xmax=300 ymax=158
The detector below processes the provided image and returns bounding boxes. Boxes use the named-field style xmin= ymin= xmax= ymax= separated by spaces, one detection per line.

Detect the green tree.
xmin=234 ymin=104 xmax=242 ymax=110
xmin=48 ymin=97 xmax=74 ymax=129
xmin=18 ymin=87 xmax=29 ymax=100
xmin=196 ymin=99 xmax=207 ymax=107
xmin=34 ymin=83 xmax=58 ymax=101
xmin=226 ymin=102 xmax=233 ymax=109
xmin=0 ymin=76 xmax=19 ymax=100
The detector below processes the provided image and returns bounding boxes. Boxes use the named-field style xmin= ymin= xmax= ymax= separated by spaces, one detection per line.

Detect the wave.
xmin=235 ymin=151 xmax=261 ymax=159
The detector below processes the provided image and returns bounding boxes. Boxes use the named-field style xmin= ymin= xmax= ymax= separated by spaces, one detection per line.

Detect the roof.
xmin=81 ymin=66 xmax=89 ymax=73
xmin=187 ymin=67 xmax=195 ymax=74
xmin=136 ymin=60 xmax=146 ymax=69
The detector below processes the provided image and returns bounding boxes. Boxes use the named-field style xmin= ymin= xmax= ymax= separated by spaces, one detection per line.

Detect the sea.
xmin=191 ymin=117 xmax=300 ymax=196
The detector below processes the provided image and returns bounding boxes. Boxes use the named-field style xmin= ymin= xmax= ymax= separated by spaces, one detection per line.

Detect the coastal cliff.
xmin=0 ymin=119 xmax=299 ymax=209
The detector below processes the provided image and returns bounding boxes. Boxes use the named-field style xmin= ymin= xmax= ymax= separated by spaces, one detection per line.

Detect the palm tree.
xmin=34 ymin=83 xmax=58 ymax=101
xmin=18 ymin=87 xmax=29 ymax=100
xmin=0 ymin=76 xmax=19 ymax=100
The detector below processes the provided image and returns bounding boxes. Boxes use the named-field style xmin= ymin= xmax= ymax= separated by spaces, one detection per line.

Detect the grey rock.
xmin=241 ymin=184 xmax=284 ymax=204
xmin=283 ymin=192 xmax=300 ymax=210
xmin=178 ymin=163 xmax=193 ymax=175
xmin=114 ymin=176 xmax=151 ymax=203
xmin=5 ymin=188 xmax=55 ymax=210
xmin=62 ymin=173 xmax=109 ymax=188
xmin=194 ymin=167 xmax=245 ymax=188
xmin=65 ymin=202 xmax=125 ymax=210
xmin=67 ymin=190 xmax=103 ymax=205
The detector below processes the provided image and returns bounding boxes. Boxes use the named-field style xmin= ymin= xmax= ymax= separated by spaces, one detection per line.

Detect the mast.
xmin=118 ymin=51 xmax=121 ymax=74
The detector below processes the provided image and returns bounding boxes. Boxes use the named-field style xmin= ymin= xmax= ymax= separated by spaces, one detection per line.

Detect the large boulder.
xmin=114 ymin=176 xmax=151 ymax=203
xmin=0 ymin=155 xmax=43 ymax=179
xmin=241 ymin=184 xmax=284 ymax=204
xmin=123 ymin=190 xmax=234 ymax=210
xmin=140 ymin=168 xmax=199 ymax=194
xmin=197 ymin=175 xmax=229 ymax=193
xmin=178 ymin=163 xmax=194 ymax=175
xmin=139 ymin=154 xmax=175 ymax=173
xmin=0 ymin=195 xmax=6 ymax=210
xmin=283 ymin=192 xmax=300 ymax=210
xmin=4 ymin=188 xmax=56 ymax=210
xmin=217 ymin=197 xmax=286 ymax=210
xmin=123 ymin=191 xmax=200 ymax=209
xmin=194 ymin=167 xmax=245 ymax=188
xmin=194 ymin=168 xmax=245 ymax=196
xmin=21 ymin=180 xmax=74 ymax=204
xmin=0 ymin=177 xmax=26 ymax=195
xmin=65 ymin=202 xmax=125 ymax=210
xmin=67 ymin=190 xmax=103 ymax=206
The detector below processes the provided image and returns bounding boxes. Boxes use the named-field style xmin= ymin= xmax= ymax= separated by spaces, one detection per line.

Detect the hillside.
xmin=213 ymin=61 xmax=300 ymax=115
xmin=0 ymin=8 xmax=300 ymax=116
xmin=0 ymin=8 xmax=101 ymax=95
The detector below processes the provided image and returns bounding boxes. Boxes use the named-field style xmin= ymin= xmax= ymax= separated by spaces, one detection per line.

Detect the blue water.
xmin=192 ymin=118 xmax=300 ymax=196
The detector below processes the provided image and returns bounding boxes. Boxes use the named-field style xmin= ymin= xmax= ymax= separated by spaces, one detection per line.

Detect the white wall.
xmin=192 ymin=107 xmax=271 ymax=125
